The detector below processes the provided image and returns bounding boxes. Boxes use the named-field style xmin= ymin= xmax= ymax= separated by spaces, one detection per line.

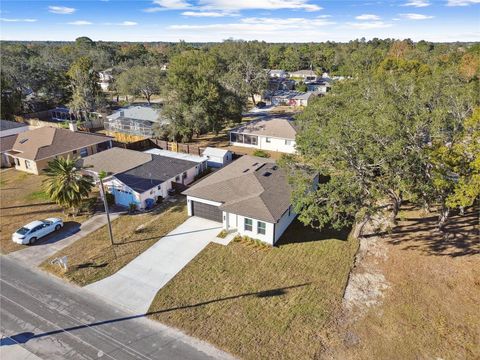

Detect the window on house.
xmin=175 ymin=175 xmax=180 ymax=182
xmin=266 ymin=137 xmax=271 ymax=143
xmin=182 ymin=171 xmax=187 ymax=179
xmin=80 ymin=148 xmax=88 ymax=157
xmin=257 ymin=221 xmax=266 ymax=235
xmin=72 ymin=149 xmax=77 ymax=155
xmin=285 ymin=140 xmax=292 ymax=146
xmin=25 ymin=160 xmax=32 ymax=169
xmin=244 ymin=218 xmax=253 ymax=231
xmin=14 ymin=158 xmax=20 ymax=166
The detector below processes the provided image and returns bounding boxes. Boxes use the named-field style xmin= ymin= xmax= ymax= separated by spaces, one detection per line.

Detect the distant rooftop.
xmin=203 ymin=147 xmax=231 ymax=157
xmin=107 ymin=106 xmax=163 ymax=123
xmin=232 ymin=118 xmax=297 ymax=140
xmin=0 ymin=120 xmax=28 ymax=132
xmin=144 ymin=148 xmax=207 ymax=163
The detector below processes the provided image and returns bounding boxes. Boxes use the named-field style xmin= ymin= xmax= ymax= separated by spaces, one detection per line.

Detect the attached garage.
xmin=191 ymin=201 xmax=222 ymax=223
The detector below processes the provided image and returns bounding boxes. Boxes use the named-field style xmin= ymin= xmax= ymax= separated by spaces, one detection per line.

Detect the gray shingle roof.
xmin=0 ymin=134 xmax=18 ymax=152
xmin=78 ymin=147 xmax=152 ymax=176
xmin=115 ymin=155 xmax=198 ymax=193
xmin=183 ymin=156 xmax=292 ymax=223
xmin=10 ymin=127 xmax=112 ymax=161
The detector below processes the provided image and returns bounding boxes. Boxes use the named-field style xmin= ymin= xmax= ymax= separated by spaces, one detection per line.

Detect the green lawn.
xmin=41 ymin=199 xmax=188 ymax=286
xmin=148 ymin=220 xmax=358 ymax=360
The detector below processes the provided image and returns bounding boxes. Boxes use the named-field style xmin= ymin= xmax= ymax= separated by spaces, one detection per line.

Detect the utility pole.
xmin=98 ymin=176 xmax=114 ymax=247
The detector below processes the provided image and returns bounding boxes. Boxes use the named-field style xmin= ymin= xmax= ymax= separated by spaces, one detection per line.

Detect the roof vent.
xmin=243 ymin=168 xmax=250 ymax=173
xmin=272 ymin=165 xmax=278 ymax=170
xmin=19 ymin=138 xmax=28 ymax=144
xmin=263 ymin=171 xmax=272 ymax=177
xmin=252 ymin=162 xmax=258 ymax=166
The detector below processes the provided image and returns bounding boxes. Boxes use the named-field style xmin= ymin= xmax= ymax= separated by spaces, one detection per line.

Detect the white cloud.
xmin=355 ymin=14 xmax=380 ymax=20
xmin=199 ymin=0 xmax=322 ymax=12
xmin=67 ymin=20 xmax=92 ymax=25
xmin=346 ymin=21 xmax=392 ymax=29
xmin=146 ymin=0 xmax=321 ymax=12
xmin=144 ymin=0 xmax=191 ymax=11
xmin=446 ymin=0 xmax=480 ymax=5
xmin=104 ymin=21 xmax=138 ymax=26
xmin=0 ymin=18 xmax=37 ymax=22
xmin=170 ymin=16 xmax=334 ymax=32
xmin=402 ymin=0 xmax=430 ymax=7
xmin=400 ymin=13 xmax=434 ymax=19
xmin=181 ymin=11 xmax=238 ymax=17
xmin=48 ymin=6 xmax=76 ymax=14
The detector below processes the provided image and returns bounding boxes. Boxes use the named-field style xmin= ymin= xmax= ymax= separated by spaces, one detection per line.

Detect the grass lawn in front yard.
xmin=148 ymin=220 xmax=358 ymax=360
xmin=0 ymin=169 xmax=90 ymax=254
xmin=41 ymin=198 xmax=188 ymax=286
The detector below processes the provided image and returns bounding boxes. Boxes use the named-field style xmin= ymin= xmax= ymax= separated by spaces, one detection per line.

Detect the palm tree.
xmin=43 ymin=156 xmax=93 ymax=216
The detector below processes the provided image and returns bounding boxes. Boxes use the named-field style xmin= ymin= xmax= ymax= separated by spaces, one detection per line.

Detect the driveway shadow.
xmin=31 ymin=221 xmax=81 ymax=247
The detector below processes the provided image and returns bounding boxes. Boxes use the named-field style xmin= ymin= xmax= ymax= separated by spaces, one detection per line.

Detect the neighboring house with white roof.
xmin=144 ymin=148 xmax=208 ymax=172
xmin=266 ymin=90 xmax=313 ymax=107
xmin=184 ymin=155 xmax=317 ymax=245
xmin=291 ymin=92 xmax=314 ymax=106
xmin=289 ymin=69 xmax=318 ymax=82
xmin=268 ymin=69 xmax=288 ymax=78
xmin=98 ymin=68 xmax=114 ymax=91
xmin=202 ymin=147 xmax=233 ymax=168
xmin=104 ymin=105 xmax=165 ymax=138
xmin=229 ymin=118 xmax=297 ymax=154
xmin=80 ymin=147 xmax=205 ymax=209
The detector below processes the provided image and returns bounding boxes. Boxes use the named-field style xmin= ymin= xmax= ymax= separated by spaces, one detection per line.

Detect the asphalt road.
xmin=0 ymin=257 xmax=234 ymax=360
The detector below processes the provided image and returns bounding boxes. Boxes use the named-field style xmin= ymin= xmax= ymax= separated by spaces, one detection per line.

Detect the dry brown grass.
xmin=0 ymin=169 xmax=90 ymax=254
xmin=148 ymin=220 xmax=358 ymax=360
xmin=331 ymin=206 xmax=480 ymax=360
xmin=41 ymin=199 xmax=188 ymax=286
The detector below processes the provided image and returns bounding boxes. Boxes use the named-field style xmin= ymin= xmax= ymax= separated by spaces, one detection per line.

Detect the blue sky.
xmin=1 ymin=0 xmax=479 ymax=42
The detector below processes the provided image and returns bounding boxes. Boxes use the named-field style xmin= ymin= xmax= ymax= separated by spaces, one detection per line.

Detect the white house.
xmin=202 ymin=147 xmax=233 ymax=168
xmin=183 ymin=156 xmax=303 ymax=245
xmin=289 ymin=69 xmax=318 ymax=82
xmin=291 ymin=92 xmax=314 ymax=107
xmin=105 ymin=105 xmax=165 ymax=138
xmin=268 ymin=69 xmax=288 ymax=78
xmin=229 ymin=118 xmax=297 ymax=154
xmin=80 ymin=147 xmax=206 ymax=209
xmin=98 ymin=68 xmax=114 ymax=91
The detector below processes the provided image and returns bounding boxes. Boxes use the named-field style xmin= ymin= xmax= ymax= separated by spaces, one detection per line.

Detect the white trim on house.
xmin=229 ymin=132 xmax=296 ymax=154
xmin=186 ymin=195 xmax=297 ymax=245
xmin=103 ymin=161 xmax=203 ymax=210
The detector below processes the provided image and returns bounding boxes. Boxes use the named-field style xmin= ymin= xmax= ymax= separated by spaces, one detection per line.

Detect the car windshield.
xmin=16 ymin=227 xmax=30 ymax=235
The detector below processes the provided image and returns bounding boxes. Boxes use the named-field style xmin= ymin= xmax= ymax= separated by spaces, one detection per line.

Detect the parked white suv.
xmin=12 ymin=218 xmax=64 ymax=245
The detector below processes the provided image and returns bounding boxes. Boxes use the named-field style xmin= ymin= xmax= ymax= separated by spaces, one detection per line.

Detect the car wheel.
xmin=29 ymin=237 xmax=37 ymax=245
xmin=55 ymin=224 xmax=61 ymax=231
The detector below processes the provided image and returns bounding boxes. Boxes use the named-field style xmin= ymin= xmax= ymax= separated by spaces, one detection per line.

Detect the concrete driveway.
xmin=85 ymin=217 xmax=225 ymax=314
xmin=6 ymin=213 xmax=120 ymax=267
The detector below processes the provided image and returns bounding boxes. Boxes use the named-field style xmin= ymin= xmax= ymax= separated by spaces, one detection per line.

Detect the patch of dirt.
xmin=343 ymin=215 xmax=391 ymax=320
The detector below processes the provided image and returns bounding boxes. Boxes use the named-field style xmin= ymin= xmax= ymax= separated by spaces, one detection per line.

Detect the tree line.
xmin=280 ymin=41 xmax=479 ymax=233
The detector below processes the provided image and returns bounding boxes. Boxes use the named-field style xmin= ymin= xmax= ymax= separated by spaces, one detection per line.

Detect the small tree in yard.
xmin=43 ymin=157 xmax=93 ymax=216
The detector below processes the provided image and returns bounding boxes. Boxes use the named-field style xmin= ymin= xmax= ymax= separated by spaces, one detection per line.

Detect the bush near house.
xmin=252 ymin=149 xmax=270 ymax=158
